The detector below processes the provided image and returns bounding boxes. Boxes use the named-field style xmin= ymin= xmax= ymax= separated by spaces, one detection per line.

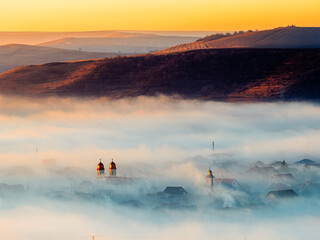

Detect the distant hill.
xmin=0 ymin=48 xmax=319 ymax=101
xmin=160 ymin=27 xmax=320 ymax=53
xmin=295 ymin=159 xmax=319 ymax=165
xmin=38 ymin=33 xmax=198 ymax=53
xmin=0 ymin=44 xmax=125 ymax=73
xmin=0 ymin=30 xmax=217 ymax=45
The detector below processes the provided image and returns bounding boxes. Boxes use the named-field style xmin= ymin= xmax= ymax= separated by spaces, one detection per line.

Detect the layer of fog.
xmin=0 ymin=95 xmax=319 ymax=240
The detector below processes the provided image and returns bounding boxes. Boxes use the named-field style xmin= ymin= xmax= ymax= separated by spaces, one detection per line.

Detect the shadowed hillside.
xmin=0 ymin=49 xmax=319 ymax=101
xmin=160 ymin=27 xmax=320 ymax=53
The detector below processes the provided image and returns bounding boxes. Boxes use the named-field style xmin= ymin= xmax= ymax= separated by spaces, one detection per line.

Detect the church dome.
xmin=97 ymin=160 xmax=105 ymax=171
xmin=109 ymin=160 xmax=117 ymax=170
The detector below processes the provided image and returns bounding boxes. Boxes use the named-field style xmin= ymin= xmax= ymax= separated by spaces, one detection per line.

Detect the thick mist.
xmin=0 ymin=95 xmax=319 ymax=240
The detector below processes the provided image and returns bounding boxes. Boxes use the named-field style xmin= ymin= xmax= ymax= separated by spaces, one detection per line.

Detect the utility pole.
xmin=280 ymin=79 xmax=285 ymax=102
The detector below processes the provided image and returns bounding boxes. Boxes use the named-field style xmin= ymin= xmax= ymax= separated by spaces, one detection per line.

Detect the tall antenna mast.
xmin=280 ymin=86 xmax=285 ymax=101
xmin=212 ymin=141 xmax=215 ymax=164
xmin=35 ymin=147 xmax=40 ymax=163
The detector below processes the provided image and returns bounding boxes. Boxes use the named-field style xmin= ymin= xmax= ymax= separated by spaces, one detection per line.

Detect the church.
xmin=96 ymin=158 xmax=133 ymax=183
xmin=97 ymin=158 xmax=117 ymax=177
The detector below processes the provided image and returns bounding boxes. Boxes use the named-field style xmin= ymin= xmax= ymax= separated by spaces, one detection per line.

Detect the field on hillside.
xmin=0 ymin=49 xmax=319 ymax=101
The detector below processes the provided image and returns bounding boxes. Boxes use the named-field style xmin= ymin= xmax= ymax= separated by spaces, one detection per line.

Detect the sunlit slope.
xmin=0 ymin=49 xmax=319 ymax=100
xmin=0 ymin=44 xmax=125 ymax=73
xmin=160 ymin=27 xmax=320 ymax=53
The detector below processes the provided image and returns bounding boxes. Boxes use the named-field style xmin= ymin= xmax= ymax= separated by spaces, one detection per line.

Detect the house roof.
xmin=271 ymin=173 xmax=294 ymax=180
xmin=269 ymin=183 xmax=291 ymax=191
xmin=262 ymin=166 xmax=276 ymax=170
xmin=266 ymin=189 xmax=298 ymax=198
xmin=269 ymin=161 xmax=284 ymax=166
xmin=250 ymin=161 xmax=266 ymax=168
xmin=163 ymin=186 xmax=187 ymax=196
xmin=295 ymin=159 xmax=318 ymax=165
xmin=214 ymin=178 xmax=238 ymax=184
xmin=304 ymin=164 xmax=320 ymax=169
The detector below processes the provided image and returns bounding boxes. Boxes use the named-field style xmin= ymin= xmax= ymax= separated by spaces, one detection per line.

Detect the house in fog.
xmin=153 ymin=186 xmax=195 ymax=209
xmin=250 ymin=161 xmax=266 ymax=168
xmin=271 ymin=173 xmax=294 ymax=184
xmin=269 ymin=161 xmax=284 ymax=168
xmin=270 ymin=160 xmax=290 ymax=172
xmin=249 ymin=165 xmax=277 ymax=176
xmin=158 ymin=186 xmax=187 ymax=198
xmin=278 ymin=160 xmax=290 ymax=173
xmin=299 ymin=181 xmax=320 ymax=195
xmin=294 ymin=159 xmax=318 ymax=166
xmin=266 ymin=189 xmax=298 ymax=200
xmin=269 ymin=182 xmax=291 ymax=191
xmin=304 ymin=164 xmax=320 ymax=171
xmin=214 ymin=178 xmax=240 ymax=189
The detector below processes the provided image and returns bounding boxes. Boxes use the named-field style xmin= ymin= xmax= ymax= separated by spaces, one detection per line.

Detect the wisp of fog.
xmin=0 ymin=95 xmax=319 ymax=240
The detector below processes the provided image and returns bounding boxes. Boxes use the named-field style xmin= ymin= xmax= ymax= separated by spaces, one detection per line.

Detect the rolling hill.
xmin=0 ymin=30 xmax=216 ymax=45
xmin=38 ymin=33 xmax=198 ymax=53
xmin=160 ymin=27 xmax=320 ymax=53
xmin=0 ymin=44 xmax=126 ymax=73
xmin=0 ymin=48 xmax=319 ymax=101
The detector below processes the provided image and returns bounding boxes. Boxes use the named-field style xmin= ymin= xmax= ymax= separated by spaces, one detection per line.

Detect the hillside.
xmin=160 ymin=27 xmax=320 ymax=53
xmin=0 ymin=44 xmax=126 ymax=73
xmin=0 ymin=49 xmax=319 ymax=101
xmin=38 ymin=33 xmax=198 ymax=53
xmin=0 ymin=30 xmax=215 ymax=45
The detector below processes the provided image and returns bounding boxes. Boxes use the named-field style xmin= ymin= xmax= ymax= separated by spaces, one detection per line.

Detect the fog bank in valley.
xmin=0 ymin=95 xmax=319 ymax=240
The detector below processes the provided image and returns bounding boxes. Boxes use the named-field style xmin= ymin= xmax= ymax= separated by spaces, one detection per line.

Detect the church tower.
xmin=109 ymin=159 xmax=117 ymax=176
xmin=205 ymin=167 xmax=214 ymax=190
xmin=97 ymin=159 xmax=105 ymax=178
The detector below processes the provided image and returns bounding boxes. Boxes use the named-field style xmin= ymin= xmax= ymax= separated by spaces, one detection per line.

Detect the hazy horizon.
xmin=0 ymin=30 xmax=221 ymax=45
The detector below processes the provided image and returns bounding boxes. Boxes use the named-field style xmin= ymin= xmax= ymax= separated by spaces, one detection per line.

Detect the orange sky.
xmin=0 ymin=0 xmax=319 ymax=31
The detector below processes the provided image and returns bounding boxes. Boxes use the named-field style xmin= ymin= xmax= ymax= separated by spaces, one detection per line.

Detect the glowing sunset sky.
xmin=1 ymin=0 xmax=319 ymax=31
